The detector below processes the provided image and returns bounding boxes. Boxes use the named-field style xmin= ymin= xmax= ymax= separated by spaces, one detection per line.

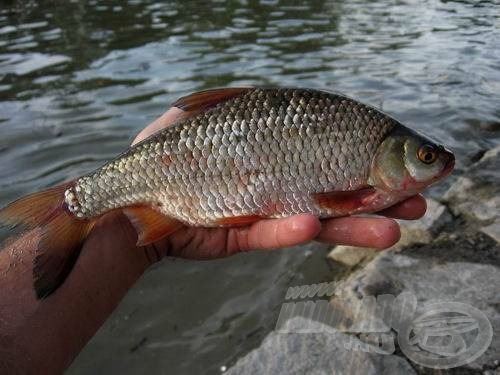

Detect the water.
xmin=0 ymin=0 xmax=498 ymax=373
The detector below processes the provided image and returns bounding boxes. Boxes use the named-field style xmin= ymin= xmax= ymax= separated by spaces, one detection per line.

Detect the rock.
xmin=227 ymin=317 xmax=416 ymax=375
xmin=445 ymin=178 xmax=499 ymax=222
xmin=395 ymin=198 xmax=451 ymax=249
xmin=443 ymin=176 xmax=474 ymax=203
xmin=481 ymin=221 xmax=500 ymax=243
xmin=444 ymin=144 xmax=500 ymax=243
xmin=327 ymin=246 xmax=376 ymax=267
xmin=335 ymin=231 xmax=500 ymax=372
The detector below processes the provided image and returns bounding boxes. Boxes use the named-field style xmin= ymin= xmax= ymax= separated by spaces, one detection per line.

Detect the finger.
xmin=227 ymin=214 xmax=321 ymax=253
xmin=378 ymin=195 xmax=427 ymax=220
xmin=316 ymin=216 xmax=400 ymax=249
xmin=133 ymin=107 xmax=185 ymax=145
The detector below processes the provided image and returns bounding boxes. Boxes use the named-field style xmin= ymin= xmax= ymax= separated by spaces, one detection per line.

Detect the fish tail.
xmin=0 ymin=182 xmax=94 ymax=299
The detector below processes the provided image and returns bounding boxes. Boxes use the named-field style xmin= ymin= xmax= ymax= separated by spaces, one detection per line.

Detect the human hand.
xmin=131 ymin=107 xmax=427 ymax=262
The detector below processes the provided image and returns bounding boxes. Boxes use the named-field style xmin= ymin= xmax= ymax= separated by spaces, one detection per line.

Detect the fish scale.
xmin=65 ymin=87 xmax=397 ymax=224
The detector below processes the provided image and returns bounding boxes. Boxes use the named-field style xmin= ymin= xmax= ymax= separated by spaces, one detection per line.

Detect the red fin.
xmin=34 ymin=211 xmax=93 ymax=299
xmin=0 ymin=182 xmax=94 ymax=299
xmin=123 ymin=206 xmax=182 ymax=246
xmin=216 ymin=215 xmax=262 ymax=226
xmin=0 ymin=182 xmax=72 ymax=229
xmin=172 ymin=87 xmax=252 ymax=112
xmin=313 ymin=187 xmax=378 ymax=215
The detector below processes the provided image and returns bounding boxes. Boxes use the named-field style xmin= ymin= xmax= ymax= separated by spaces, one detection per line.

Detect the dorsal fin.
xmin=172 ymin=87 xmax=253 ymax=112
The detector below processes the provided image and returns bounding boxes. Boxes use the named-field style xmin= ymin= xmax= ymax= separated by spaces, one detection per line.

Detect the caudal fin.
xmin=0 ymin=183 xmax=94 ymax=299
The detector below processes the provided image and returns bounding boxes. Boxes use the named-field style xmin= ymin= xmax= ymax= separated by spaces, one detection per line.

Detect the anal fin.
xmin=123 ymin=206 xmax=182 ymax=246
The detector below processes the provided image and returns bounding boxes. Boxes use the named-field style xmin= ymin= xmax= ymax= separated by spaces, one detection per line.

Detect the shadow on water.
xmin=0 ymin=0 xmax=499 ymax=373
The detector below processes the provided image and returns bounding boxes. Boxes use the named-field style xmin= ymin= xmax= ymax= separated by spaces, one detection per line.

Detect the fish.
xmin=0 ymin=87 xmax=455 ymax=298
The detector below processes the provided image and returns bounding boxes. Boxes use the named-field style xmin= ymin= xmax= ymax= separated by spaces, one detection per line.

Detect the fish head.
xmin=369 ymin=126 xmax=455 ymax=195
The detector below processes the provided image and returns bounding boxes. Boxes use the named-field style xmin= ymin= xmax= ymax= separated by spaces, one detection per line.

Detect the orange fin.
xmin=172 ymin=87 xmax=252 ymax=112
xmin=123 ymin=206 xmax=182 ymax=246
xmin=0 ymin=182 xmax=72 ymax=229
xmin=216 ymin=215 xmax=263 ymax=227
xmin=313 ymin=187 xmax=378 ymax=215
xmin=0 ymin=182 xmax=94 ymax=299
xmin=34 ymin=211 xmax=93 ymax=299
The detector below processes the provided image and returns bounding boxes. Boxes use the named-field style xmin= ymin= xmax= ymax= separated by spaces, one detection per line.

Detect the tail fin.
xmin=0 ymin=183 xmax=94 ymax=299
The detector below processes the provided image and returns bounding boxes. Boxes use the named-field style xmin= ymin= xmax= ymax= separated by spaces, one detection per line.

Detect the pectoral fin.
xmin=216 ymin=215 xmax=263 ymax=226
xmin=313 ymin=187 xmax=378 ymax=215
xmin=123 ymin=206 xmax=182 ymax=246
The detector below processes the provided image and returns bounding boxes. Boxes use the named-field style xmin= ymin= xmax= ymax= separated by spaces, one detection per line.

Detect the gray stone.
xmin=481 ymin=221 xmax=500 ymax=243
xmin=227 ymin=317 xmax=416 ymax=375
xmin=444 ymin=145 xmax=500 ymax=243
xmin=327 ymin=246 xmax=376 ymax=267
xmin=336 ymin=231 xmax=500 ymax=371
xmin=395 ymin=198 xmax=451 ymax=249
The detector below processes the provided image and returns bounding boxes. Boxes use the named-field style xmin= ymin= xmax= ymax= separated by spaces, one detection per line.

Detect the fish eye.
xmin=417 ymin=144 xmax=438 ymax=164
